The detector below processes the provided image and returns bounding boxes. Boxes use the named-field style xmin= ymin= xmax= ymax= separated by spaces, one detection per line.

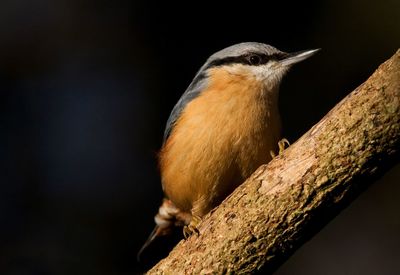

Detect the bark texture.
xmin=148 ymin=50 xmax=400 ymax=274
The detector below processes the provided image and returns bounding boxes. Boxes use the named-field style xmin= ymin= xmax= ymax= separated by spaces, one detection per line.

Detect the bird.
xmin=138 ymin=42 xmax=319 ymax=259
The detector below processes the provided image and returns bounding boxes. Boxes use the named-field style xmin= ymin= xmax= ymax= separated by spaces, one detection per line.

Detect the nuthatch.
xmin=138 ymin=42 xmax=319 ymax=259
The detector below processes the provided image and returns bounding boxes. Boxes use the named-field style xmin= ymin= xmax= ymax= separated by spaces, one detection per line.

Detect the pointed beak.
xmin=279 ymin=48 xmax=320 ymax=67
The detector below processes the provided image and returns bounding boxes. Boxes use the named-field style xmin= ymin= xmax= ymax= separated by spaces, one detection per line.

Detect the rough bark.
xmin=148 ymin=50 xmax=400 ymax=274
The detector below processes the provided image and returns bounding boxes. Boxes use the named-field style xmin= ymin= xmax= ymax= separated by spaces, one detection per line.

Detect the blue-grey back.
xmin=163 ymin=70 xmax=208 ymax=142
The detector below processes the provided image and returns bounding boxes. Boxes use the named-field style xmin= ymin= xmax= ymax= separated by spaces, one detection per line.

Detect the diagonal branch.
xmin=148 ymin=50 xmax=400 ymax=274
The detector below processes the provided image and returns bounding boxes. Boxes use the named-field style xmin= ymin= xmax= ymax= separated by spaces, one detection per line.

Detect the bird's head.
xmin=200 ymin=42 xmax=319 ymax=91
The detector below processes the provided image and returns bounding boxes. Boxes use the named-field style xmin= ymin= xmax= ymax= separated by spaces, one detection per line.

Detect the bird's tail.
xmin=137 ymin=198 xmax=191 ymax=261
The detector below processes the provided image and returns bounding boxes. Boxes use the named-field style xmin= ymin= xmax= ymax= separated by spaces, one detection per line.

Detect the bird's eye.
xmin=248 ymin=54 xmax=262 ymax=65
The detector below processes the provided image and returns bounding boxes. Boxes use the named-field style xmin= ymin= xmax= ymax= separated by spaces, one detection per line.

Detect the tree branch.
xmin=148 ymin=50 xmax=400 ymax=274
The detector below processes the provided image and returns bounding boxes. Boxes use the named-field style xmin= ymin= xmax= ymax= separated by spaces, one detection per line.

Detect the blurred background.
xmin=1 ymin=0 xmax=399 ymax=274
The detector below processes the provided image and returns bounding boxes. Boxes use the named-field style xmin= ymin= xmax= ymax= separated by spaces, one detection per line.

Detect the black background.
xmin=1 ymin=0 xmax=399 ymax=274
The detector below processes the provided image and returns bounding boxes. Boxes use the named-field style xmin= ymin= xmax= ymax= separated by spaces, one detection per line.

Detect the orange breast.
xmin=159 ymin=66 xmax=281 ymax=217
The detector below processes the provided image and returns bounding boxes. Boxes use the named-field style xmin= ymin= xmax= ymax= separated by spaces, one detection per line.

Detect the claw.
xmin=278 ymin=138 xmax=290 ymax=154
xmin=183 ymin=215 xmax=202 ymax=239
xmin=270 ymin=138 xmax=290 ymax=159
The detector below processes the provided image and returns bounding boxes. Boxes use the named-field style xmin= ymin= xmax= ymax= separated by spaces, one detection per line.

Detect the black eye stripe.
xmin=207 ymin=52 xmax=288 ymax=68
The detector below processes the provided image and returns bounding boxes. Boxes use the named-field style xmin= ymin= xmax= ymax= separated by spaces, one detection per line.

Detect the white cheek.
xmin=223 ymin=62 xmax=288 ymax=88
xmin=250 ymin=62 xmax=288 ymax=83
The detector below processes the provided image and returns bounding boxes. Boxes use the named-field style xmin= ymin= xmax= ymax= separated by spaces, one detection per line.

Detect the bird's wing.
xmin=163 ymin=71 xmax=208 ymax=143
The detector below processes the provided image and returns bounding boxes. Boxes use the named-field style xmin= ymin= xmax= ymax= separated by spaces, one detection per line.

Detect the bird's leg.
xmin=270 ymin=138 xmax=290 ymax=158
xmin=183 ymin=215 xmax=202 ymax=239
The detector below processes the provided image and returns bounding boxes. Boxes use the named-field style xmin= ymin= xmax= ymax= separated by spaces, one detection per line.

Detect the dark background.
xmin=1 ymin=0 xmax=399 ymax=274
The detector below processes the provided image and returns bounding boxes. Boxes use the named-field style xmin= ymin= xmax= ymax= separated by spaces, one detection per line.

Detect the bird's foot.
xmin=183 ymin=215 xmax=202 ymax=239
xmin=278 ymin=138 xmax=290 ymax=154
xmin=270 ymin=138 xmax=290 ymax=158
